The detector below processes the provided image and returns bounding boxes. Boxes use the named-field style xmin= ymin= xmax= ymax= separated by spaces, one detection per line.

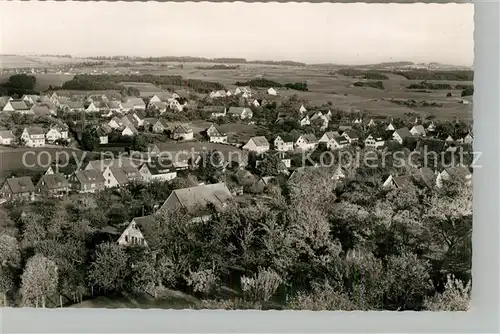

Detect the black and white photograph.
xmin=0 ymin=1 xmax=473 ymax=313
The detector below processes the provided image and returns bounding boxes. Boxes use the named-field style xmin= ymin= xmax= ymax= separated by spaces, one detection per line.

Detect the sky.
xmin=0 ymin=2 xmax=474 ymax=66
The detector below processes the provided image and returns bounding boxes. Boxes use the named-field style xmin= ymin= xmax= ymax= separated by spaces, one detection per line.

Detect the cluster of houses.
xmin=0 ymin=123 xmax=69 ymax=147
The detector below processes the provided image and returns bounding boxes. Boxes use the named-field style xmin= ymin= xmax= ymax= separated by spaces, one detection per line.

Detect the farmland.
xmin=0 ymin=55 xmax=473 ymax=122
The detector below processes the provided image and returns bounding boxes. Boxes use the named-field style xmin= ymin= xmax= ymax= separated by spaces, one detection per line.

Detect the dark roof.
xmin=444 ymin=166 xmax=471 ymax=180
xmin=5 ymin=177 xmax=35 ymax=194
xmin=203 ymin=106 xmax=226 ymax=113
xmin=395 ymin=127 xmax=412 ymax=139
xmin=228 ymin=107 xmax=250 ymax=115
xmin=0 ymin=130 xmax=15 ymax=139
xmin=144 ymin=158 xmax=176 ymax=175
xmin=161 ymin=182 xmax=233 ymax=212
xmin=132 ymin=215 xmax=155 ymax=227
xmin=75 ymin=170 xmax=106 ymax=185
xmin=10 ymin=100 xmax=30 ymax=110
xmin=334 ymin=136 xmax=349 ymax=144
xmin=250 ymin=136 xmax=270 ymax=147
xmin=26 ymin=126 xmax=45 ymax=136
xmin=392 ymin=175 xmax=413 ymax=189
xmin=343 ymin=130 xmax=359 ymax=139
xmin=301 ymin=134 xmax=317 ymax=144
xmin=39 ymin=173 xmax=69 ymax=190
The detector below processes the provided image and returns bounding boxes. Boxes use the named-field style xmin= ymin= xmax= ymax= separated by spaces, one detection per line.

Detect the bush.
xmin=241 ymin=267 xmax=282 ymax=302
xmin=424 ymin=275 xmax=471 ymax=311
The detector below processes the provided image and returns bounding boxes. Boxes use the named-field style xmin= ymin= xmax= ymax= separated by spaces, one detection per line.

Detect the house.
xmin=337 ymin=124 xmax=353 ymax=132
xmin=299 ymin=105 xmax=307 ymax=115
xmin=122 ymin=124 xmax=139 ymax=137
xmin=412 ymin=167 xmax=438 ymax=188
xmin=367 ymin=119 xmax=376 ymax=127
xmin=206 ymin=124 xmax=228 ymax=143
xmin=97 ymin=125 xmax=111 ymax=144
xmin=69 ymin=170 xmax=106 ymax=193
xmin=392 ymin=127 xmax=412 ymax=145
xmin=242 ymin=136 xmax=270 ymax=155
xmin=295 ymin=134 xmax=318 ymax=151
xmin=85 ymin=102 xmax=99 ymax=113
xmin=158 ymin=182 xmax=233 ymax=221
xmin=463 ymin=133 xmax=473 ymax=144
xmin=152 ymin=119 xmax=169 ymax=133
xmin=21 ymin=126 xmax=46 ymax=147
xmin=267 ymin=88 xmax=278 ymax=96
xmin=427 ymin=122 xmax=436 ymax=132
xmin=108 ymin=116 xmax=123 ymax=129
xmin=102 ymin=165 xmax=143 ymax=188
xmin=445 ymin=135 xmax=455 ymax=143
xmin=45 ymin=125 xmax=69 ymax=143
xmin=364 ymin=135 xmax=385 ymax=149
xmin=117 ymin=220 xmax=148 ymax=248
xmin=234 ymin=86 xmax=252 ymax=97
xmin=0 ymin=177 xmax=35 ymax=202
xmin=274 ymin=136 xmax=294 ymax=152
xmin=36 ymin=173 xmax=70 ymax=197
xmin=342 ymin=130 xmax=359 ymax=143
xmin=139 ymin=158 xmax=177 ymax=182
xmin=172 ymin=125 xmax=194 ymax=141
xmin=125 ymin=97 xmax=146 ymax=111
xmin=146 ymin=143 xmax=161 ymax=157
xmin=410 ymin=125 xmax=426 ymax=137
xmin=382 ymin=174 xmax=413 ymax=189
xmin=299 ymin=115 xmax=311 ymax=127
xmin=353 ymin=118 xmax=362 ymax=124
xmin=31 ymin=105 xmax=52 ymax=117
xmin=131 ymin=111 xmax=146 ymax=127
xmin=228 ymin=107 xmax=253 ymax=120
xmin=385 ymin=123 xmax=395 ymax=131
xmin=169 ymin=99 xmax=185 ymax=112
xmin=436 ymin=166 xmax=472 ymax=188
xmin=2 ymin=100 xmax=31 ymax=113
xmin=332 ymin=165 xmax=345 ymax=181
xmin=44 ymin=163 xmax=78 ymax=179
xmin=65 ymin=101 xmax=85 ymax=113
xmin=148 ymin=101 xmax=167 ymax=113
xmin=0 ymin=129 xmax=15 ymax=145
xmin=209 ymin=90 xmax=227 ymax=99
xmin=21 ymin=94 xmax=41 ymax=105
xmin=319 ymin=132 xmax=347 ymax=150
xmin=250 ymin=99 xmax=260 ymax=107
xmin=203 ymin=106 xmax=227 ymax=118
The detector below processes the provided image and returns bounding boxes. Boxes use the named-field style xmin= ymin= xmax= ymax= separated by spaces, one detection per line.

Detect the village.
xmin=0 ymin=80 xmax=474 ymax=247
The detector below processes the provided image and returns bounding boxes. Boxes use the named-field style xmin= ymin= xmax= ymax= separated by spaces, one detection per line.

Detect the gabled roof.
xmin=443 ymin=166 xmax=471 ymax=180
xmin=207 ymin=124 xmax=226 ymax=137
xmin=249 ymin=136 xmax=270 ymax=147
xmin=299 ymin=134 xmax=318 ymax=144
xmin=228 ymin=107 xmax=250 ymax=115
xmin=10 ymin=100 xmax=30 ymax=110
xmin=74 ymin=169 xmax=105 ymax=185
xmin=5 ymin=177 xmax=35 ymax=194
xmin=203 ymin=105 xmax=226 ymax=113
xmin=31 ymin=105 xmax=51 ymax=116
xmin=85 ymin=158 xmax=137 ymax=173
xmin=0 ymin=129 xmax=15 ymax=139
xmin=161 ymin=182 xmax=233 ymax=212
xmin=343 ymin=130 xmax=359 ymax=139
xmin=411 ymin=124 xmax=426 ymax=134
xmin=392 ymin=175 xmax=413 ymax=189
xmin=322 ymin=131 xmax=340 ymax=140
xmin=25 ymin=126 xmax=45 ymax=136
xmin=173 ymin=124 xmax=193 ymax=134
xmin=143 ymin=158 xmax=176 ymax=175
xmin=39 ymin=173 xmax=69 ymax=190
xmin=334 ymin=136 xmax=349 ymax=145
xmin=394 ymin=127 xmax=412 ymax=139
xmin=126 ymin=97 xmax=146 ymax=106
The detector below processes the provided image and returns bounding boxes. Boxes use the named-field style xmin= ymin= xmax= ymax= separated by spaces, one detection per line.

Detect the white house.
xmin=206 ymin=125 xmax=228 ymax=143
xmin=364 ymin=135 xmax=385 ymax=149
xmin=319 ymin=132 xmax=348 ymax=150
xmin=385 ymin=123 xmax=395 ymax=131
xmin=410 ymin=125 xmax=426 ymax=137
xmin=427 ymin=122 xmax=436 ymax=132
xmin=108 ymin=117 xmax=122 ymax=130
xmin=0 ymin=130 xmax=15 ymax=146
xmin=295 ymin=134 xmax=318 ymax=151
xmin=45 ymin=125 xmax=69 ymax=143
xmin=299 ymin=115 xmax=311 ymax=127
xmin=234 ymin=86 xmax=252 ymax=97
xmin=85 ymin=102 xmax=99 ymax=113
xmin=228 ymin=107 xmax=253 ymax=120
xmin=267 ymin=88 xmax=278 ymax=96
xmin=2 ymin=100 xmax=31 ymax=113
xmin=172 ymin=125 xmax=194 ymax=141
xmin=299 ymin=105 xmax=307 ymax=115
xmin=122 ymin=125 xmax=138 ymax=137
xmin=463 ymin=133 xmax=473 ymax=144
xmin=250 ymin=99 xmax=260 ymax=107
xmin=273 ymin=136 xmax=294 ymax=152
xmin=242 ymin=136 xmax=270 ymax=155
xmin=203 ymin=106 xmax=227 ymax=118
xmin=436 ymin=166 xmax=472 ymax=188
xmin=392 ymin=127 xmax=412 ymax=145
xmin=139 ymin=160 xmax=177 ymax=183
xmin=445 ymin=135 xmax=455 ymax=143
xmin=117 ymin=220 xmax=148 ymax=248
xmin=367 ymin=119 xmax=376 ymax=127
xmin=21 ymin=126 xmax=46 ymax=147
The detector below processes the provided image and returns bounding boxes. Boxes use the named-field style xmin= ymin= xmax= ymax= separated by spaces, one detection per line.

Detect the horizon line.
xmin=0 ymin=53 xmax=473 ymax=69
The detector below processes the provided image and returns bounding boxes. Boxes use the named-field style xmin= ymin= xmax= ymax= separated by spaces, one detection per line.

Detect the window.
xmin=125 ymin=235 xmax=129 ymax=242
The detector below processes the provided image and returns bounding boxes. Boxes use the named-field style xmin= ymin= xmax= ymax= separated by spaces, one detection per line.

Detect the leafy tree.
xmin=195 ymin=150 xmax=225 ymax=183
xmin=424 ymin=274 xmax=470 ymax=311
xmin=20 ymin=254 xmax=59 ymax=307
xmin=88 ymin=242 xmax=129 ymax=292
xmin=255 ymin=153 xmax=286 ymax=176
xmin=82 ymin=127 xmax=100 ymax=152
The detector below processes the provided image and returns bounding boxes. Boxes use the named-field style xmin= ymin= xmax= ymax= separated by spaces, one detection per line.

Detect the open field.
xmin=0 ymin=56 xmax=473 ymax=121
xmin=0 ymin=147 xmax=85 ymax=182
